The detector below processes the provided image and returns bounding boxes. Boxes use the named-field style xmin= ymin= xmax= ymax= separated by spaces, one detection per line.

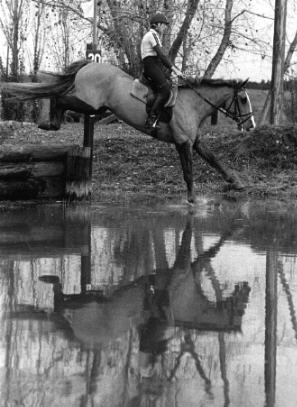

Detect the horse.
xmin=1 ymin=60 xmax=256 ymax=203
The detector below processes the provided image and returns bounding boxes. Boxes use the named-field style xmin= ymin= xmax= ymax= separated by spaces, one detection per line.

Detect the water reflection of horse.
xmin=35 ymin=216 xmax=250 ymax=406
xmin=2 ymin=61 xmax=256 ymax=202
xmin=39 ymin=216 xmax=250 ymax=350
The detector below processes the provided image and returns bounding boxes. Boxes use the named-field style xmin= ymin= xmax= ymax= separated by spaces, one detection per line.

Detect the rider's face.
xmin=156 ymin=23 xmax=167 ymax=34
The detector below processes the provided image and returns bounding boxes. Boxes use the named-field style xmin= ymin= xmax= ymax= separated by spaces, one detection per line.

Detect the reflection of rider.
xmin=135 ymin=277 xmax=170 ymax=407
xmin=141 ymin=13 xmax=173 ymax=130
xmin=139 ymin=274 xmax=171 ymax=379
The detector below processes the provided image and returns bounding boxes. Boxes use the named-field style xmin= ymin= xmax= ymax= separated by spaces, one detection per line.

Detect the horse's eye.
xmin=240 ymin=96 xmax=247 ymax=104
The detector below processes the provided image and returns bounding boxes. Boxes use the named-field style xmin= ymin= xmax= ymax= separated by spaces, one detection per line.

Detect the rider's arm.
xmin=153 ymin=44 xmax=173 ymax=70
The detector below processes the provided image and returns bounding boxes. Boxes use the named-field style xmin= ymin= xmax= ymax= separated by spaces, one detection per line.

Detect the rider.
xmin=141 ymin=13 xmax=183 ymax=130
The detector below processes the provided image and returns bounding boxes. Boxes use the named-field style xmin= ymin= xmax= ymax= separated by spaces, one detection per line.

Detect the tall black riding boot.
xmin=145 ymin=93 xmax=164 ymax=131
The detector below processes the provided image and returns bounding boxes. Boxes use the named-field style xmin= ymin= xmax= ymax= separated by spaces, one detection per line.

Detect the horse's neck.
xmin=199 ymin=85 xmax=232 ymax=108
xmin=187 ymin=85 xmax=231 ymax=125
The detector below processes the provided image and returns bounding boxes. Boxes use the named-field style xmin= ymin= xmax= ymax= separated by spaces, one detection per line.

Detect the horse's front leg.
xmin=175 ymin=141 xmax=195 ymax=203
xmin=193 ymin=139 xmax=245 ymax=190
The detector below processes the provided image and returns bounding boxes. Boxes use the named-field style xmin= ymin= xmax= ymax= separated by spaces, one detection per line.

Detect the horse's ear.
xmin=240 ymin=78 xmax=249 ymax=88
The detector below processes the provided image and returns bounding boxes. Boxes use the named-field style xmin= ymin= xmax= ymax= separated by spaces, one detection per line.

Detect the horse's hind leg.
xmin=175 ymin=141 xmax=195 ymax=203
xmin=193 ymin=139 xmax=245 ymax=190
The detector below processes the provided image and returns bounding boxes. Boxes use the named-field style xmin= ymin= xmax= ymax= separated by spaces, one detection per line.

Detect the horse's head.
xmin=224 ymin=79 xmax=256 ymax=131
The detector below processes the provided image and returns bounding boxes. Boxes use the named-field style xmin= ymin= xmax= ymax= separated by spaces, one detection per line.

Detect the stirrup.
xmin=151 ymin=116 xmax=159 ymax=128
xmin=146 ymin=112 xmax=161 ymax=126
xmin=145 ymin=115 xmax=157 ymax=128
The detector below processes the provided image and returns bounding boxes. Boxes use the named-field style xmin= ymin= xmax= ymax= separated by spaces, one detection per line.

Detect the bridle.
xmin=181 ymin=77 xmax=254 ymax=128
xmin=223 ymin=84 xmax=254 ymax=128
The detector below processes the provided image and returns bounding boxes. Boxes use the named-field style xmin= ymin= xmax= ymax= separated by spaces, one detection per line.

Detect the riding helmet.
xmin=150 ymin=13 xmax=169 ymax=26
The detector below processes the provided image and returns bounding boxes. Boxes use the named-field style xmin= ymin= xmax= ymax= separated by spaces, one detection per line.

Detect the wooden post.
xmin=270 ymin=0 xmax=287 ymax=124
xmin=65 ymin=145 xmax=92 ymax=200
xmin=83 ymin=114 xmax=94 ymax=177
xmin=66 ymin=113 xmax=95 ymax=201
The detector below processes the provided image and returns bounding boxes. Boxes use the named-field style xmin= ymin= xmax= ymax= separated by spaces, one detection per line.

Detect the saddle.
xmin=130 ymin=73 xmax=178 ymax=124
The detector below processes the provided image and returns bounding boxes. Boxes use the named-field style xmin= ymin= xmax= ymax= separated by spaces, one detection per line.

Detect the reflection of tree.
xmin=264 ymin=248 xmax=297 ymax=407
xmin=81 ymin=349 xmax=102 ymax=406
xmin=113 ymin=225 xmax=155 ymax=281
xmin=265 ymin=250 xmax=278 ymax=407
xmin=278 ymin=260 xmax=297 ymax=342
xmin=4 ymin=260 xmax=15 ymax=407
xmin=151 ymin=226 xmax=169 ymax=270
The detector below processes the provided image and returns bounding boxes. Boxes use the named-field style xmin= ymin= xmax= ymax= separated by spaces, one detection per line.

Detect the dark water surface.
xmin=0 ymin=198 xmax=297 ymax=407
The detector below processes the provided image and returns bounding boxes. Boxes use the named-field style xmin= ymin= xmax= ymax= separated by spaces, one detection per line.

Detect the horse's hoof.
xmin=38 ymin=122 xmax=60 ymax=131
xmin=38 ymin=122 xmax=51 ymax=130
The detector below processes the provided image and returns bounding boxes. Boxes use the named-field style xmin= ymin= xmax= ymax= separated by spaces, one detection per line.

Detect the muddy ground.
xmin=1 ymin=120 xmax=297 ymax=203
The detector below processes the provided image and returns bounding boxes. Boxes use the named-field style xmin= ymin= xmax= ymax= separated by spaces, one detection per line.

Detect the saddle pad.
xmin=130 ymin=79 xmax=178 ymax=107
xmin=130 ymin=79 xmax=148 ymax=103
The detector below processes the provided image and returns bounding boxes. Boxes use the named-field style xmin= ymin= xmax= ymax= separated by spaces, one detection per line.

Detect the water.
xmin=0 ymin=198 xmax=297 ymax=407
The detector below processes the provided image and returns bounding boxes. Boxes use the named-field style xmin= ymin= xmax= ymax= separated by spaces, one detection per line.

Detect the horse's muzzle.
xmin=241 ymin=117 xmax=256 ymax=132
xmin=246 ymin=121 xmax=256 ymax=132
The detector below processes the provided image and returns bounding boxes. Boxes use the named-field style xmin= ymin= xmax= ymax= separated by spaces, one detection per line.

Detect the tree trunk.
xmin=11 ymin=0 xmax=20 ymax=81
xmin=270 ymin=0 xmax=287 ymax=124
xmin=33 ymin=2 xmax=44 ymax=75
xmin=169 ymin=0 xmax=200 ymax=64
xmin=260 ymin=14 xmax=295 ymax=125
xmin=203 ymin=0 xmax=233 ymax=79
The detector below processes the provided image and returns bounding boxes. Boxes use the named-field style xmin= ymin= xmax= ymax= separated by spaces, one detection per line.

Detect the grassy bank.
xmin=90 ymin=122 xmax=297 ymax=201
xmin=1 ymin=117 xmax=297 ymax=203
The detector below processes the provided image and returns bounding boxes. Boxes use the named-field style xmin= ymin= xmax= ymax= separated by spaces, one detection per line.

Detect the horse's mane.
xmin=179 ymin=77 xmax=241 ymax=89
xmin=2 ymin=59 xmax=91 ymax=101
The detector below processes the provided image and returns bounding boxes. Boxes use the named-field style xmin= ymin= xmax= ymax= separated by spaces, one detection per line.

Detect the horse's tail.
xmin=0 ymin=81 xmax=72 ymax=101
xmin=0 ymin=59 xmax=90 ymax=101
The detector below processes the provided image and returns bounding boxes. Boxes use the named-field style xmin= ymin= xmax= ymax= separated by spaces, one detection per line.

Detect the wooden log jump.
xmin=0 ymin=144 xmax=92 ymax=201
